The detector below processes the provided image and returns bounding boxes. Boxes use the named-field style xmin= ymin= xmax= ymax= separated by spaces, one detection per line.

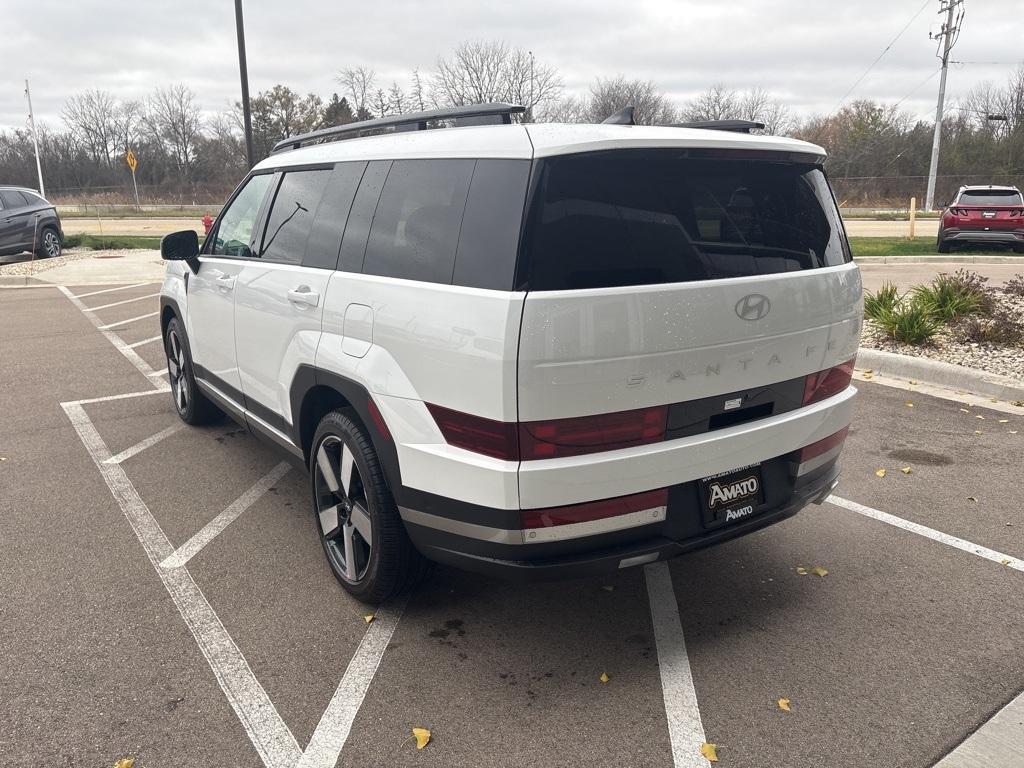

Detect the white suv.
xmin=159 ymin=104 xmax=861 ymax=603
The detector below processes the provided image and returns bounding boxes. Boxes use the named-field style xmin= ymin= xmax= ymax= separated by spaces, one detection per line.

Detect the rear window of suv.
xmin=518 ymin=150 xmax=850 ymax=290
xmin=957 ymin=190 xmax=1024 ymax=206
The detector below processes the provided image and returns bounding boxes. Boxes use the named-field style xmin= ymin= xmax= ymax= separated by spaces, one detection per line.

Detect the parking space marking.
xmin=828 ymin=495 xmax=1024 ymax=573
xmin=89 ymin=292 xmax=160 ymax=311
xmin=645 ymin=562 xmax=707 ymax=768
xmin=127 ymin=334 xmax=163 ymax=349
xmin=62 ymin=399 xmax=303 ymax=768
xmin=161 ymin=461 xmax=293 ymax=569
xmin=59 ymin=286 xmax=166 ymax=389
xmin=98 ymin=310 xmax=160 ymax=330
xmin=73 ymin=282 xmax=154 ymax=299
xmin=103 ymin=422 xmax=185 ymax=465
xmin=296 ymin=595 xmax=409 ymax=768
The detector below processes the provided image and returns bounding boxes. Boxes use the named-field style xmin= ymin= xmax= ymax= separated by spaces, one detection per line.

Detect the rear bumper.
xmin=400 ymin=458 xmax=840 ymax=582
xmin=941 ymin=228 xmax=1024 ymax=244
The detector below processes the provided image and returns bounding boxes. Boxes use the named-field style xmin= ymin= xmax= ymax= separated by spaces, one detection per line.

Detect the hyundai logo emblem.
xmin=735 ymin=294 xmax=771 ymax=321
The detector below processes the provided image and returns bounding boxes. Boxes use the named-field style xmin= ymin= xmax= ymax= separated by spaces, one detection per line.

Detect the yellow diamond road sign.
xmin=126 ymin=149 xmax=137 ymax=172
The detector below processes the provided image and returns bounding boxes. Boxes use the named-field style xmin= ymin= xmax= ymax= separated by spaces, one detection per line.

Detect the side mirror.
xmin=161 ymin=230 xmax=200 ymax=273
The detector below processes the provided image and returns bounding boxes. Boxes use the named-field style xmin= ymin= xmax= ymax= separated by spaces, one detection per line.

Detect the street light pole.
xmin=234 ymin=0 xmax=255 ymax=168
xmin=924 ymin=0 xmax=963 ymax=211
xmin=24 ymin=79 xmax=45 ymax=197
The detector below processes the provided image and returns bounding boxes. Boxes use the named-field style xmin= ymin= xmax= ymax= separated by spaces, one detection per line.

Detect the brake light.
xmin=802 ymin=358 xmax=855 ymax=405
xmin=425 ymin=403 xmax=519 ymax=460
xmin=521 ymin=488 xmax=668 ymax=529
xmin=797 ymin=426 xmax=849 ymax=464
xmin=519 ymin=406 xmax=668 ymax=459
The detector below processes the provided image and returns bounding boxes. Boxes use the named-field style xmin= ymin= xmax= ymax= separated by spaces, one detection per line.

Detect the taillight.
xmin=367 ymin=397 xmax=391 ymax=442
xmin=802 ymin=358 xmax=855 ymax=406
xmin=425 ymin=403 xmax=519 ymax=460
xmin=519 ymin=406 xmax=668 ymax=459
xmin=797 ymin=426 xmax=849 ymax=465
xmin=521 ymin=488 xmax=668 ymax=529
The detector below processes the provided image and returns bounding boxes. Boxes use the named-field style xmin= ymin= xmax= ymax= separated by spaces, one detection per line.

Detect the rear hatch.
xmin=516 ymin=147 xmax=862 ymax=433
xmin=952 ymin=189 xmax=1024 ymax=231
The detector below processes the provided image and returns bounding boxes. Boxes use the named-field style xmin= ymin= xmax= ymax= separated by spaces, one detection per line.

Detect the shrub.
xmin=1004 ymin=274 xmax=1024 ymax=297
xmin=910 ymin=271 xmax=991 ymax=321
xmin=874 ymin=300 xmax=941 ymax=345
xmin=953 ymin=309 xmax=1024 ymax=345
xmin=864 ymin=283 xmax=900 ymax=322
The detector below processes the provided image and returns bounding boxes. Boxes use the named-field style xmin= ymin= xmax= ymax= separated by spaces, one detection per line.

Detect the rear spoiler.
xmin=669 ymin=120 xmax=766 ymax=134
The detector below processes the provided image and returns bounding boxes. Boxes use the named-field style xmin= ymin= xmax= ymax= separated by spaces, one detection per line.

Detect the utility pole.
xmin=924 ymin=0 xmax=964 ymax=211
xmin=234 ymin=0 xmax=255 ymax=168
xmin=24 ymin=80 xmax=45 ymax=198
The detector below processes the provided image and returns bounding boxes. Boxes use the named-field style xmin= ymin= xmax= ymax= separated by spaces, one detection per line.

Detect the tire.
xmin=36 ymin=227 xmax=61 ymax=259
xmin=1014 ymin=243 xmax=1024 ymax=254
xmin=937 ymin=236 xmax=951 ymax=254
xmin=310 ymin=410 xmax=423 ymax=604
xmin=164 ymin=317 xmax=222 ymax=425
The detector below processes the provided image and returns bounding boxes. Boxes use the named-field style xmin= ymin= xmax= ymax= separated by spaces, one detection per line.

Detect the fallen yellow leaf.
xmin=113 ymin=760 xmax=135 ymax=768
xmin=967 ymin=496 xmax=978 ymax=502
xmin=1011 ymin=431 xmax=1019 ymax=435
xmin=909 ymin=379 xmax=918 ymax=385
xmin=998 ymin=419 xmax=1009 ymax=424
xmin=777 ymin=698 xmax=791 ymax=712
xmin=875 ymin=468 xmax=887 ymax=478
xmin=959 ymin=408 xmax=970 ymax=413
xmin=976 ymin=415 xmax=986 ymax=420
xmin=600 ymin=672 xmax=610 ymax=683
xmin=901 ymin=466 xmax=912 ymax=474
xmin=974 ymin=430 xmax=983 ymax=435
xmin=810 ymin=566 xmax=829 ymax=577
xmin=862 ymin=369 xmax=873 ymax=374
xmin=1001 ymin=559 xmax=1012 ymax=566
xmin=363 ymin=614 xmax=375 ymax=624
xmin=796 ymin=566 xmax=808 ymax=575
xmin=412 ymin=727 xmax=431 ymax=750
xmin=905 ymin=402 xmax=914 ymax=408
xmin=862 ymin=373 xmax=873 ymax=380
xmin=701 ymin=742 xmax=719 ymax=762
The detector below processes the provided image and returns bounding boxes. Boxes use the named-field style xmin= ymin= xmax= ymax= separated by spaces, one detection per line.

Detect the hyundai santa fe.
xmin=158 ymin=103 xmax=862 ymax=604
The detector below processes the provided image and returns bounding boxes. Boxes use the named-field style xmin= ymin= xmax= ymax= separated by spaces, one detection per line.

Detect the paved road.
xmin=2 ymin=284 xmax=1023 ymax=768
xmin=60 ymin=217 xmax=938 ymax=239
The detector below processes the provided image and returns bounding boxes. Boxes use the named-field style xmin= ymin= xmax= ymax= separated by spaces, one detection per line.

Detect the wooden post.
xmin=909 ymin=197 xmax=917 ymax=240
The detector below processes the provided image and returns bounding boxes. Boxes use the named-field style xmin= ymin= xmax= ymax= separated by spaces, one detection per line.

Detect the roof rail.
xmin=271 ymin=103 xmax=526 ymax=154
xmin=670 ymin=119 xmax=766 ymax=134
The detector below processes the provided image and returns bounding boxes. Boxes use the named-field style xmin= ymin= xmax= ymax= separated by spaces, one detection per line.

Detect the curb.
xmin=854 ymin=255 xmax=1023 ymax=264
xmin=856 ymin=348 xmax=1024 ymax=402
xmin=0 ymin=275 xmax=42 ymax=287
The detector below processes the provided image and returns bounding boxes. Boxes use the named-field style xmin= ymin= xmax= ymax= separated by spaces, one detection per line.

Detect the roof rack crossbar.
xmin=271 ymin=103 xmax=526 ymax=154
xmin=669 ymin=119 xmax=766 ymax=134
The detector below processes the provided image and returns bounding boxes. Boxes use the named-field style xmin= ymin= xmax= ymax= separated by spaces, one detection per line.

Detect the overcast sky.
xmin=1 ymin=0 xmax=1021 ymax=131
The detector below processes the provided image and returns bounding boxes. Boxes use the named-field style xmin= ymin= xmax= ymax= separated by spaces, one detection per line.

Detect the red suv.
xmin=938 ymin=185 xmax=1024 ymax=253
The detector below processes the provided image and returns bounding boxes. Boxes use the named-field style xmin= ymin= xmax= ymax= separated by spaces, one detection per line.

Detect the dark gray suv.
xmin=0 ymin=186 xmax=64 ymax=258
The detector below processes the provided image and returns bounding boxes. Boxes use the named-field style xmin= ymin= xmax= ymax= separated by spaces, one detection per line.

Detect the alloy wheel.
xmin=166 ymin=329 xmax=189 ymax=414
xmin=43 ymin=230 xmax=60 ymax=258
xmin=313 ymin=435 xmax=373 ymax=583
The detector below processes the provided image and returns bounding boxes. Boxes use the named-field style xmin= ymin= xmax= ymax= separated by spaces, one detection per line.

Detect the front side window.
xmin=521 ymin=151 xmax=850 ymax=290
xmin=211 ymin=173 xmax=273 ymax=257
xmin=363 ymin=159 xmax=474 ymax=284
xmin=260 ymin=169 xmax=331 ymax=264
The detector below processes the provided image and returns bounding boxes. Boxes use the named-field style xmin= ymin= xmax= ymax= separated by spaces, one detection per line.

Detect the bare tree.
xmin=62 ymin=89 xmax=119 ymax=165
xmin=432 ymin=40 xmax=562 ymax=120
xmin=682 ymin=83 xmax=738 ymax=122
xmin=148 ymin=85 xmax=203 ymax=181
xmin=538 ymin=95 xmax=590 ymax=124
xmin=387 ymin=82 xmax=407 ymax=115
xmin=337 ymin=67 xmax=375 ymax=120
xmin=682 ymin=84 xmax=793 ymax=134
xmin=587 ymin=76 xmax=676 ymax=125
xmin=410 ymin=68 xmax=429 ymax=112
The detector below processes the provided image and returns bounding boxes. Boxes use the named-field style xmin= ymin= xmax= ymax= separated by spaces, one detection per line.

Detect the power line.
xmin=831 ymin=0 xmax=932 ymax=113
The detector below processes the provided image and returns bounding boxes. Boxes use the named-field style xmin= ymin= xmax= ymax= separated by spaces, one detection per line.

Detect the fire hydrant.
xmin=202 ymin=212 xmax=214 ymax=235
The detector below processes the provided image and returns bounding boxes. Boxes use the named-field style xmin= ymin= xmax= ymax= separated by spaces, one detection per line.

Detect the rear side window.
xmin=520 ymin=151 xmax=850 ymax=290
xmin=363 ymin=159 xmax=474 ymax=284
xmin=261 ymin=169 xmax=331 ymax=264
xmin=0 ymin=190 xmax=28 ymax=209
xmin=958 ymin=189 xmax=1024 ymax=206
xmin=303 ymin=161 xmax=367 ymax=270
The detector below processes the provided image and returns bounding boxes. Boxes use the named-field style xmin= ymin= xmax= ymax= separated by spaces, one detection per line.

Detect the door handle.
xmin=287 ymin=285 xmax=320 ymax=308
xmin=216 ymin=275 xmax=235 ymax=292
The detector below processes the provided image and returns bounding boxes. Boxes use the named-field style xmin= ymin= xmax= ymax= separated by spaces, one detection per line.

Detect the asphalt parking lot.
xmin=2 ymin=283 xmax=1023 ymax=768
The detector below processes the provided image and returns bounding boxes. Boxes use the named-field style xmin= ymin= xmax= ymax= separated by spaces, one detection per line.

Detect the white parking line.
xmin=59 ymin=286 xmax=166 ymax=390
xmin=90 ymin=292 xmax=160 ymax=311
xmin=98 ymin=310 xmax=159 ymax=330
xmin=297 ymin=595 xmax=409 ymax=768
xmin=128 ymin=334 xmax=163 ymax=349
xmin=62 ymin=400 xmax=302 ymax=768
xmin=644 ymin=562 xmax=707 ymax=768
xmin=104 ymin=423 xmax=185 ymax=465
xmin=69 ymin=388 xmax=168 ymax=406
xmin=74 ymin=282 xmax=153 ymax=299
xmin=828 ymin=495 xmax=1024 ymax=573
xmin=161 ymin=462 xmax=292 ymax=569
